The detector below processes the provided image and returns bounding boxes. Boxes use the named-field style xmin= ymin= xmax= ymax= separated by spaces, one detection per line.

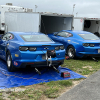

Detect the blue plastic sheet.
xmin=0 ymin=59 xmax=86 ymax=89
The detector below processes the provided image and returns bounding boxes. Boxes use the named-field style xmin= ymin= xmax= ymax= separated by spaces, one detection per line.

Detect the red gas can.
xmin=61 ymin=71 xmax=70 ymax=78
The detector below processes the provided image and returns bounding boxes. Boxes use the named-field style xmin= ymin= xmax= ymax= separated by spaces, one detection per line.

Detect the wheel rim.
xmin=7 ymin=55 xmax=11 ymax=68
xmin=68 ymin=48 xmax=74 ymax=58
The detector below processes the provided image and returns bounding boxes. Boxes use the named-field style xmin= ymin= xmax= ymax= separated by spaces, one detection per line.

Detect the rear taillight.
xmin=60 ymin=46 xmax=64 ymax=50
xmin=29 ymin=47 xmax=37 ymax=51
xmin=19 ymin=46 xmax=37 ymax=51
xmin=83 ymin=43 xmax=95 ymax=47
xmin=55 ymin=46 xmax=60 ymax=50
xmin=90 ymin=44 xmax=95 ymax=47
xmin=83 ymin=43 xmax=89 ymax=47
xmin=55 ymin=46 xmax=64 ymax=50
xmin=19 ymin=46 xmax=28 ymax=51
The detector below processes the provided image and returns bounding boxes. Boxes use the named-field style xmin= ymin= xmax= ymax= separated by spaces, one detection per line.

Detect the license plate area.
xmin=42 ymin=54 xmax=46 ymax=60
xmin=47 ymin=50 xmax=56 ymax=58
xmin=98 ymin=49 xmax=100 ymax=53
xmin=42 ymin=50 xmax=56 ymax=60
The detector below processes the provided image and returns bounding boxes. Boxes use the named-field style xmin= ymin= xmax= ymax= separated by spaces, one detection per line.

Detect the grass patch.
xmin=0 ymin=97 xmax=4 ymax=100
xmin=39 ymin=82 xmax=46 ymax=85
xmin=73 ymin=78 xmax=84 ymax=81
xmin=0 ymin=93 xmax=2 ymax=96
xmin=7 ymin=80 xmax=73 ymax=100
xmin=20 ymin=85 xmax=25 ymax=88
xmin=44 ymin=88 xmax=59 ymax=98
xmin=9 ymin=88 xmax=43 ymax=100
xmin=62 ymin=57 xmax=100 ymax=75
xmin=58 ymin=80 xmax=72 ymax=87
xmin=47 ymin=80 xmax=72 ymax=87
xmin=28 ymin=94 xmax=34 ymax=98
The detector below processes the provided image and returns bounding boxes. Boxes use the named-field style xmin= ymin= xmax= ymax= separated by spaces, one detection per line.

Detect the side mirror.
xmin=54 ymin=34 xmax=57 ymax=36
xmin=54 ymin=32 xmax=58 ymax=36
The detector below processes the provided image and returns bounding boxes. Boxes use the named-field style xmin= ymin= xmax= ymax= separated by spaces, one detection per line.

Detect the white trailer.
xmin=5 ymin=12 xmax=74 ymax=34
xmin=73 ymin=17 xmax=100 ymax=37
xmin=0 ymin=4 xmax=33 ymax=34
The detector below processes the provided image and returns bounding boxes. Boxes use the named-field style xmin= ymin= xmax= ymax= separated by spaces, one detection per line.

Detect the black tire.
xmin=6 ymin=51 xmax=16 ymax=72
xmin=67 ymin=46 xmax=75 ymax=58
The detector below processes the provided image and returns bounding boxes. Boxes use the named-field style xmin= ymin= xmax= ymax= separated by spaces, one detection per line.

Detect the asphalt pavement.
xmin=55 ymin=70 xmax=100 ymax=100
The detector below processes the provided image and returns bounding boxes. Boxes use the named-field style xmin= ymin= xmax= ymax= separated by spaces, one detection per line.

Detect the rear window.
xmin=20 ymin=34 xmax=52 ymax=42
xmin=78 ymin=34 xmax=100 ymax=40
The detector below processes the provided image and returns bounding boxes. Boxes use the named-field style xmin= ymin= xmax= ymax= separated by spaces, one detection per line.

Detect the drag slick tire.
xmin=7 ymin=51 xmax=16 ymax=72
xmin=67 ymin=46 xmax=75 ymax=58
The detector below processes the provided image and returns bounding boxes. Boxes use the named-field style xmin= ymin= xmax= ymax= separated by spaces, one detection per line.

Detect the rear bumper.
xmin=82 ymin=54 xmax=100 ymax=57
xmin=78 ymin=52 xmax=100 ymax=57
xmin=13 ymin=59 xmax=64 ymax=68
xmin=11 ymin=49 xmax=65 ymax=67
xmin=76 ymin=47 xmax=100 ymax=57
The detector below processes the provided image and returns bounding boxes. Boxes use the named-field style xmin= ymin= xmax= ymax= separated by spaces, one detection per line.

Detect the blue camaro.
xmin=0 ymin=32 xmax=65 ymax=72
xmin=48 ymin=30 xmax=100 ymax=58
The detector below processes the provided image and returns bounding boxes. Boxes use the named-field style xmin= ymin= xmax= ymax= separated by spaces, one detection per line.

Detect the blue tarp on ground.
xmin=0 ymin=59 xmax=86 ymax=89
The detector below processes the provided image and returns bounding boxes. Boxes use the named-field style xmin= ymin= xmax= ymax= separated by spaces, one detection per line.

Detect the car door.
xmin=57 ymin=32 xmax=69 ymax=45
xmin=54 ymin=31 xmax=73 ymax=48
xmin=0 ymin=35 xmax=4 ymax=57
xmin=51 ymin=32 xmax=65 ymax=42
xmin=53 ymin=32 xmax=67 ymax=42
xmin=0 ymin=33 xmax=13 ymax=59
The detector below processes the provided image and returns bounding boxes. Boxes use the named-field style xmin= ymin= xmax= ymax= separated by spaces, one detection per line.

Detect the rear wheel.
xmin=67 ymin=46 xmax=75 ymax=58
xmin=7 ymin=51 xmax=16 ymax=72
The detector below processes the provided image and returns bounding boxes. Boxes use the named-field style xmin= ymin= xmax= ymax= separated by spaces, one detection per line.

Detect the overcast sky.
xmin=0 ymin=0 xmax=100 ymax=18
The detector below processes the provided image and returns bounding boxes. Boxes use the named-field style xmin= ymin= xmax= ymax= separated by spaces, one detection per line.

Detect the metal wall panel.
xmin=73 ymin=18 xmax=84 ymax=31
xmin=5 ymin=12 xmax=40 ymax=32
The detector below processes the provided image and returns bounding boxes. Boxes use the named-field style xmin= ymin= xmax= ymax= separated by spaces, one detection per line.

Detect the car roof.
xmin=62 ymin=30 xmax=92 ymax=34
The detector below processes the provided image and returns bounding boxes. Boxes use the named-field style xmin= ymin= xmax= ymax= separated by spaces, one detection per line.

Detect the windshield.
xmin=78 ymin=34 xmax=100 ymax=40
xmin=20 ymin=34 xmax=52 ymax=42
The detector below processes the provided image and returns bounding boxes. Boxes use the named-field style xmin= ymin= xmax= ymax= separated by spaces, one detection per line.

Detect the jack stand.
xmin=52 ymin=66 xmax=59 ymax=73
xmin=48 ymin=56 xmax=52 ymax=67
xmin=35 ymin=68 xmax=41 ymax=75
xmin=92 ymin=57 xmax=98 ymax=62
